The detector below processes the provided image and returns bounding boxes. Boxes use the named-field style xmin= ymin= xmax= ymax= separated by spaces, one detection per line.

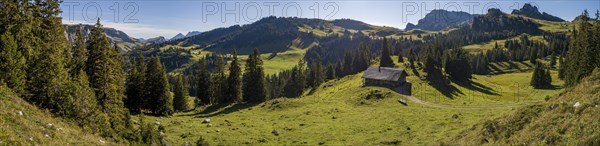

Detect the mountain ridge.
xmin=405 ymin=9 xmax=474 ymax=31
xmin=511 ymin=3 xmax=565 ymax=22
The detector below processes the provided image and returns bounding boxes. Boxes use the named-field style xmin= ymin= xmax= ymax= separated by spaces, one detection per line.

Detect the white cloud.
xmin=63 ymin=19 xmax=184 ymax=39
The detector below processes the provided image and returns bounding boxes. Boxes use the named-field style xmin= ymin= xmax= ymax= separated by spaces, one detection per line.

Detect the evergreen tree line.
xmin=530 ymin=61 xmax=553 ymax=89
xmin=192 ymin=48 xmax=266 ymax=105
xmin=266 ymin=44 xmax=373 ymax=98
xmin=563 ymin=10 xmax=600 ymax=86
xmin=0 ymin=1 xmax=172 ymax=143
xmin=125 ymin=52 xmax=175 ymax=116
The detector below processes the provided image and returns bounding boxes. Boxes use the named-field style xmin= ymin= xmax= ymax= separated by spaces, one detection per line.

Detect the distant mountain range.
xmin=405 ymin=4 xmax=566 ymax=31
xmin=143 ymin=36 xmax=168 ymax=44
xmin=169 ymin=31 xmax=203 ymax=41
xmin=511 ymin=3 xmax=565 ymax=22
xmin=63 ymin=4 xmax=567 ymax=54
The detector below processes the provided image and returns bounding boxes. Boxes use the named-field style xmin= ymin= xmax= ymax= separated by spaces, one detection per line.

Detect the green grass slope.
xmin=146 ymin=72 xmax=526 ymax=145
xmin=0 ymin=86 xmax=118 ymax=145
xmin=444 ymin=69 xmax=600 ymax=145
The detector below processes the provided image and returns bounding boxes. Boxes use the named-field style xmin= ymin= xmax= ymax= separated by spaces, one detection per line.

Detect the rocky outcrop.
xmin=511 ymin=3 xmax=565 ymax=22
xmin=405 ymin=9 xmax=473 ymax=31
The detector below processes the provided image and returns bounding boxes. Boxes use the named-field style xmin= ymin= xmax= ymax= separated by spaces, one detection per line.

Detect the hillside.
xmin=445 ymin=69 xmax=600 ymax=145
xmin=139 ymin=54 xmax=566 ymax=145
xmin=145 ymin=72 xmax=515 ymax=145
xmin=154 ymin=16 xmax=404 ymax=55
xmin=0 ymin=86 xmax=118 ymax=145
xmin=405 ymin=9 xmax=474 ymax=31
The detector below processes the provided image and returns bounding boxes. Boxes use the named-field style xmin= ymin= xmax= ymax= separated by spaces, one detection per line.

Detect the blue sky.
xmin=60 ymin=0 xmax=600 ymax=39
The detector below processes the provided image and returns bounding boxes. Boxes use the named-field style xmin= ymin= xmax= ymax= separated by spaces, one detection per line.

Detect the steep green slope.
xmin=445 ymin=69 xmax=600 ymax=145
xmin=0 ymin=86 xmax=118 ymax=145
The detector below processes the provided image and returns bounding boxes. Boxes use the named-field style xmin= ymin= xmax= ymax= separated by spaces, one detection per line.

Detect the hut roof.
xmin=362 ymin=66 xmax=407 ymax=82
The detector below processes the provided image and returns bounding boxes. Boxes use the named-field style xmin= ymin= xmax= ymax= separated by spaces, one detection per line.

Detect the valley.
xmin=1 ymin=1 xmax=598 ymax=145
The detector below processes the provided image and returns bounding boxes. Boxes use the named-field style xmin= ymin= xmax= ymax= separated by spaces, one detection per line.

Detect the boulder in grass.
xmin=272 ymin=129 xmax=279 ymax=136
xmin=451 ymin=114 xmax=459 ymax=119
xmin=573 ymin=102 xmax=581 ymax=107
xmin=202 ymin=118 xmax=211 ymax=123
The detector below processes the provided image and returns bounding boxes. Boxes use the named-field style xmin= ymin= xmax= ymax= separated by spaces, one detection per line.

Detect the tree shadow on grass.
xmin=520 ymin=61 xmax=532 ymax=67
xmin=454 ymin=79 xmax=501 ymax=96
xmin=178 ymin=102 xmax=260 ymax=118
xmin=428 ymin=81 xmax=464 ymax=99
xmin=507 ymin=61 xmax=522 ymax=70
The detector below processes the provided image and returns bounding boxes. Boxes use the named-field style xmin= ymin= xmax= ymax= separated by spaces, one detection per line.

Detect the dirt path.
xmin=404 ymin=96 xmax=542 ymax=109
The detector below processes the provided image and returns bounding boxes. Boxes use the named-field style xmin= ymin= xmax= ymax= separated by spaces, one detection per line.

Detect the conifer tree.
xmin=558 ymin=55 xmax=565 ymax=79
xmin=226 ymin=49 xmax=243 ymax=103
xmin=196 ymin=58 xmax=211 ymax=105
xmin=173 ymin=75 xmax=188 ymax=112
xmin=549 ymin=52 xmax=557 ymax=67
xmin=0 ymin=30 xmax=26 ymax=94
xmin=444 ymin=49 xmax=472 ymax=82
xmin=284 ymin=60 xmax=307 ymax=98
xmin=145 ymin=56 xmax=174 ymax=116
xmin=242 ymin=49 xmax=267 ymax=102
xmin=544 ymin=68 xmax=553 ymax=86
xmin=530 ymin=62 xmax=552 ymax=89
xmin=86 ymin=19 xmax=129 ymax=132
xmin=27 ymin=0 xmax=72 ymax=115
xmin=326 ymin=64 xmax=336 ymax=80
xmin=70 ymin=69 xmax=111 ymax=134
xmin=397 ymin=50 xmax=404 ymax=63
xmin=564 ymin=10 xmax=598 ymax=86
xmin=70 ymin=27 xmax=87 ymax=76
xmin=309 ymin=54 xmax=325 ymax=87
xmin=125 ymin=51 xmax=146 ymax=113
xmin=211 ymin=55 xmax=226 ymax=104
xmin=380 ymin=37 xmax=394 ymax=67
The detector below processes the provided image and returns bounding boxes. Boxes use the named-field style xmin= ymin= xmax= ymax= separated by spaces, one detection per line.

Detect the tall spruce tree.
xmin=284 ymin=60 xmax=307 ymax=98
xmin=86 ymin=19 xmax=129 ymax=132
xmin=173 ymin=75 xmax=189 ymax=112
xmin=0 ymin=30 xmax=26 ymax=94
xmin=558 ymin=55 xmax=565 ymax=79
xmin=27 ymin=0 xmax=72 ymax=116
xmin=145 ymin=56 xmax=174 ymax=116
xmin=70 ymin=27 xmax=87 ymax=75
xmin=564 ymin=10 xmax=598 ymax=86
xmin=530 ymin=62 xmax=552 ymax=89
xmin=309 ymin=54 xmax=325 ymax=87
xmin=196 ymin=58 xmax=211 ymax=105
xmin=242 ymin=49 xmax=267 ymax=102
xmin=70 ymin=69 xmax=111 ymax=134
xmin=211 ymin=55 xmax=226 ymax=104
xmin=226 ymin=49 xmax=243 ymax=103
xmin=444 ymin=49 xmax=472 ymax=82
xmin=326 ymin=64 xmax=336 ymax=80
xmin=380 ymin=37 xmax=394 ymax=67
xmin=125 ymin=51 xmax=147 ymax=113
xmin=397 ymin=50 xmax=404 ymax=63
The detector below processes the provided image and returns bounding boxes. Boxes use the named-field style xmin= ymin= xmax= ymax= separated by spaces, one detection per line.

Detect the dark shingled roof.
xmin=362 ymin=66 xmax=407 ymax=82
